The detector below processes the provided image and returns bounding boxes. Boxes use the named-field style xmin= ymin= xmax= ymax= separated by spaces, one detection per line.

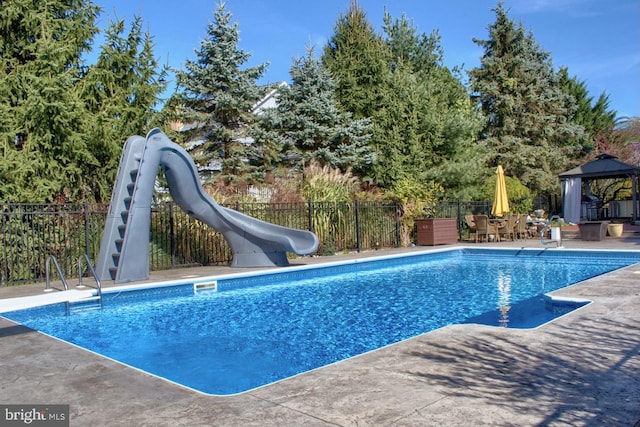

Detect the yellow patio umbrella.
xmin=491 ymin=165 xmax=510 ymax=217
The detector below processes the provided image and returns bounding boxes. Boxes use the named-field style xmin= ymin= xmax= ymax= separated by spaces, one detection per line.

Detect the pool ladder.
xmin=539 ymin=215 xmax=564 ymax=248
xmin=44 ymin=255 xmax=69 ymax=292
xmin=44 ymin=254 xmax=103 ymax=313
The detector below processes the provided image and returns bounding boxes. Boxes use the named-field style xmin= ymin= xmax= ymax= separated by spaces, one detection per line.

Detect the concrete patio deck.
xmin=1 ymin=234 xmax=639 ymax=426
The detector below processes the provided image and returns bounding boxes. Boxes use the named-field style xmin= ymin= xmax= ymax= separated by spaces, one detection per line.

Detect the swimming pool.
xmin=2 ymin=248 xmax=639 ymax=395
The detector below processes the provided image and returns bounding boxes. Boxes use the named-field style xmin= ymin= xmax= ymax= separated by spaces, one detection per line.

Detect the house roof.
xmin=252 ymin=81 xmax=288 ymax=115
xmin=558 ymin=153 xmax=640 ymax=179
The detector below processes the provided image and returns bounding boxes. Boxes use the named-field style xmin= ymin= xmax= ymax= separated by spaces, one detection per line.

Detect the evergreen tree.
xmin=0 ymin=0 xmax=101 ymax=202
xmin=172 ymin=2 xmax=268 ymax=184
xmin=80 ymin=15 xmax=168 ymax=200
xmin=383 ymin=9 xmax=441 ymax=74
xmin=557 ymin=66 xmax=616 ymax=156
xmin=322 ymin=3 xmax=482 ymax=193
xmin=376 ymin=12 xmax=483 ymax=191
xmin=252 ymin=48 xmax=374 ymax=175
xmin=468 ymin=2 xmax=585 ymax=194
xmin=322 ymin=0 xmax=390 ymax=122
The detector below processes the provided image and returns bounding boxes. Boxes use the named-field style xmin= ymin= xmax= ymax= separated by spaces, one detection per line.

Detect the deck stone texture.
xmin=1 ymin=231 xmax=639 ymax=426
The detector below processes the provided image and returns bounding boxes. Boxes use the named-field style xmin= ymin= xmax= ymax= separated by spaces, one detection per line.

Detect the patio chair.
xmin=515 ymin=214 xmax=529 ymax=240
xmin=498 ymin=214 xmax=517 ymax=241
xmin=464 ymin=215 xmax=477 ymax=241
xmin=472 ymin=215 xmax=499 ymax=243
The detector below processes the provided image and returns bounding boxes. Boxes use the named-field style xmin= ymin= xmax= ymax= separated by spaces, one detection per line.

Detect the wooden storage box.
xmin=416 ymin=218 xmax=458 ymax=246
xmin=578 ymin=221 xmax=609 ymax=241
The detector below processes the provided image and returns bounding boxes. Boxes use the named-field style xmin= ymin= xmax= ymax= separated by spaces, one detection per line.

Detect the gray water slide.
xmin=96 ymin=128 xmax=318 ymax=283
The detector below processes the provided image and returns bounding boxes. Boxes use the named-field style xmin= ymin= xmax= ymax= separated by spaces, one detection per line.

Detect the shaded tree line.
xmin=0 ymin=0 xmax=167 ymax=203
xmin=1 ymin=0 xmax=633 ymax=207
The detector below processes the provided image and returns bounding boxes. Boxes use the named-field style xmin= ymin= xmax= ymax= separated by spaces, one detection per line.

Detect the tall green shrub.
xmin=385 ymin=178 xmax=442 ymax=246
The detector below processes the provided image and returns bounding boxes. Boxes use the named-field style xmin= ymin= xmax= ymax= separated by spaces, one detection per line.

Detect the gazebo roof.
xmin=558 ymin=153 xmax=640 ymax=180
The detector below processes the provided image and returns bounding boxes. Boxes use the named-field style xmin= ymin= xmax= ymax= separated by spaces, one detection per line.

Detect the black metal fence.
xmin=1 ymin=201 xmax=400 ymax=286
xmin=1 ymin=203 xmax=107 ymax=287
xmin=1 ymin=196 xmax=557 ymax=286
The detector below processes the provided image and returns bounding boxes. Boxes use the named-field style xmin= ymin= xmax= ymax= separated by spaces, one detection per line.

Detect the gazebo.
xmin=559 ymin=153 xmax=640 ymax=224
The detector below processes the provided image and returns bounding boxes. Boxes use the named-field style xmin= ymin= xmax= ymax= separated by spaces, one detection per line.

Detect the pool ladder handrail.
xmin=44 ymin=255 xmax=69 ymax=292
xmin=77 ymin=254 xmax=102 ymax=298
xmin=540 ymin=215 xmax=563 ymax=248
xmin=44 ymin=255 xmax=102 ymax=301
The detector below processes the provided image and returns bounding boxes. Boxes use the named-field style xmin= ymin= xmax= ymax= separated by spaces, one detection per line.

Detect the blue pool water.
xmin=2 ymin=248 xmax=639 ymax=395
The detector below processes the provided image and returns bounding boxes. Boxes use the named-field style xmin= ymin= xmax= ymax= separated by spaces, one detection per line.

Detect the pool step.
xmin=66 ymin=296 xmax=102 ymax=314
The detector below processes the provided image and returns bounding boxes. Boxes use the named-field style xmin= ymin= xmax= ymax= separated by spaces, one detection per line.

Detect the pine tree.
xmin=322 ymin=3 xmax=483 ymax=193
xmin=0 ymin=0 xmax=101 ymax=202
xmin=387 ymin=15 xmax=484 ymax=199
xmin=383 ymin=10 xmax=441 ymax=74
xmin=468 ymin=2 xmax=585 ymax=194
xmin=322 ymin=0 xmax=390 ymax=121
xmin=252 ymin=47 xmax=374 ymax=175
xmin=557 ymin=66 xmax=616 ymax=156
xmin=80 ymin=15 xmax=168 ymax=200
xmin=172 ymin=2 xmax=268 ymax=184
xmin=376 ymin=12 xmax=483 ymax=191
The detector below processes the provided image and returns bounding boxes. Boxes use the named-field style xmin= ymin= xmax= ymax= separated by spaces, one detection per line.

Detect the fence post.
xmin=456 ymin=200 xmax=462 ymax=241
xmin=354 ymin=200 xmax=361 ymax=252
xmin=308 ymin=201 xmax=314 ymax=233
xmin=169 ymin=202 xmax=176 ymax=268
xmin=83 ymin=202 xmax=91 ymax=258
xmin=394 ymin=201 xmax=401 ymax=247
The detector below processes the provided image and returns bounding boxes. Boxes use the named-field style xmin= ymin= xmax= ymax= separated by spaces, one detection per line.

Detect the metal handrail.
xmin=44 ymin=255 xmax=69 ymax=292
xmin=540 ymin=215 xmax=563 ymax=248
xmin=77 ymin=254 xmax=102 ymax=297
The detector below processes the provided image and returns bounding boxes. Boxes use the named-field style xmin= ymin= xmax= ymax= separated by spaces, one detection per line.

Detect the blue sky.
xmin=93 ymin=0 xmax=639 ymax=118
